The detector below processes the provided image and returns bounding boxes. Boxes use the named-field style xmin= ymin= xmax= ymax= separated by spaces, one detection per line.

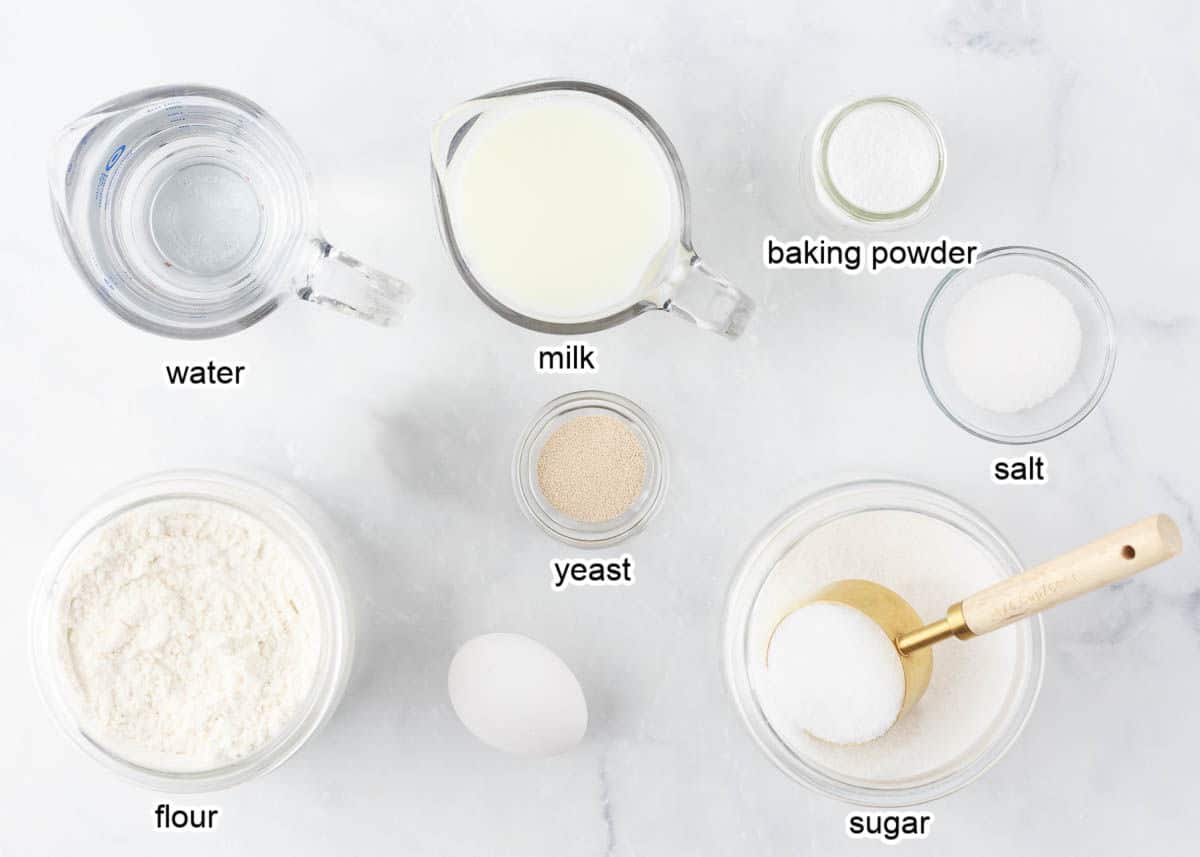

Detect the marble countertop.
xmin=1 ymin=0 xmax=1197 ymax=854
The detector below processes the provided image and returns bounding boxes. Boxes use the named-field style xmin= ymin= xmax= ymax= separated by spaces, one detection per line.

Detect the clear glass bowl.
xmin=29 ymin=469 xmax=355 ymax=793
xmin=809 ymin=96 xmax=947 ymax=230
xmin=723 ymin=479 xmax=1044 ymax=807
xmin=513 ymin=390 xmax=668 ymax=548
xmin=919 ymin=246 xmax=1117 ymax=444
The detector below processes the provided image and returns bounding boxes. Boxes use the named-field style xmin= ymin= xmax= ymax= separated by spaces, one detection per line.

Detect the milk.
xmin=448 ymin=94 xmax=678 ymax=323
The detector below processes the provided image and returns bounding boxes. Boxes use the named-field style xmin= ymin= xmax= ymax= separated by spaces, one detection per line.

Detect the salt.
xmin=824 ymin=100 xmax=941 ymax=214
xmin=750 ymin=509 xmax=1019 ymax=782
xmin=945 ymin=272 xmax=1082 ymax=413
xmin=765 ymin=602 xmax=905 ymax=745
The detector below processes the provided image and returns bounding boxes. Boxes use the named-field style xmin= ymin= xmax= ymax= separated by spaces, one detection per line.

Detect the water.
xmin=148 ymin=162 xmax=263 ymax=278
xmin=74 ymin=98 xmax=309 ymax=325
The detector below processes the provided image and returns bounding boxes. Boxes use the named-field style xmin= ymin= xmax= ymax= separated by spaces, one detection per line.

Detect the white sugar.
xmin=826 ymin=101 xmax=941 ymax=213
xmin=765 ymin=602 xmax=905 ymax=745
xmin=945 ymin=272 xmax=1082 ymax=413
xmin=750 ymin=510 xmax=1019 ymax=783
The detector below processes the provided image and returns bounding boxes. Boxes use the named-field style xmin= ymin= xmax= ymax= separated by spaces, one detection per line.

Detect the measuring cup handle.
xmin=297 ymin=239 xmax=412 ymax=326
xmin=663 ymin=252 xmax=753 ymax=338
xmin=960 ymin=515 xmax=1183 ymax=636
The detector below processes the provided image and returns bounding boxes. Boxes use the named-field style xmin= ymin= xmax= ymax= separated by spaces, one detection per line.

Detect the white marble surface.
xmin=2 ymin=0 xmax=1198 ymax=853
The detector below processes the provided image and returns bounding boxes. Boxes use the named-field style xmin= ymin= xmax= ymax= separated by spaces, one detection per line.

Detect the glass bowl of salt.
xmin=919 ymin=246 xmax=1117 ymax=444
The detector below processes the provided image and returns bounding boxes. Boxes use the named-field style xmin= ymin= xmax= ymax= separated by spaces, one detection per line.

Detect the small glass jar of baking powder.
xmin=808 ymin=96 xmax=947 ymax=230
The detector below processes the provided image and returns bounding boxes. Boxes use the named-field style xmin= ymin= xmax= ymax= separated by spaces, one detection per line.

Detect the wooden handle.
xmin=960 ymin=515 xmax=1183 ymax=636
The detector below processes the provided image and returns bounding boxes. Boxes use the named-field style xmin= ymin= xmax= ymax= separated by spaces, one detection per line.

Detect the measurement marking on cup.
xmin=105 ymin=145 xmax=125 ymax=171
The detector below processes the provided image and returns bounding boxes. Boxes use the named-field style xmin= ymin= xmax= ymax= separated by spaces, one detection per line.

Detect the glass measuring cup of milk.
xmin=432 ymin=80 xmax=753 ymax=337
xmin=49 ymin=85 xmax=411 ymax=339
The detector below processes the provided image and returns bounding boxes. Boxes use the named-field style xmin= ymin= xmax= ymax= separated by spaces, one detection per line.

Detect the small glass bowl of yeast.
xmin=513 ymin=390 xmax=668 ymax=549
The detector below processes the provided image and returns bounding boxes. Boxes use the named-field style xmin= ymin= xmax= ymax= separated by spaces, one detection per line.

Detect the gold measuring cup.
xmin=776 ymin=514 xmax=1183 ymax=739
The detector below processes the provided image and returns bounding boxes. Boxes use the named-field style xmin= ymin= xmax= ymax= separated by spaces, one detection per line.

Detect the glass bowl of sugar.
xmin=919 ymin=246 xmax=1117 ymax=444
xmin=723 ymin=479 xmax=1044 ymax=806
xmin=513 ymin=390 xmax=668 ymax=548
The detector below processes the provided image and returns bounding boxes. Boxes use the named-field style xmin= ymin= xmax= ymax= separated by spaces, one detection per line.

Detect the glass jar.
xmin=808 ymin=96 xmax=947 ymax=230
xmin=29 ymin=469 xmax=355 ymax=792
xmin=723 ymin=479 xmax=1044 ymax=806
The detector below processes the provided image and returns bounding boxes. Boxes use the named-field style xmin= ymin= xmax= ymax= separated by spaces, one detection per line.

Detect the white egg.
xmin=447 ymin=632 xmax=588 ymax=757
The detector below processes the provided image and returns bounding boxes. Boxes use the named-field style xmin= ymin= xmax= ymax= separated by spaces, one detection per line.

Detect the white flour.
xmin=750 ymin=510 xmax=1021 ymax=783
xmin=55 ymin=499 xmax=322 ymax=772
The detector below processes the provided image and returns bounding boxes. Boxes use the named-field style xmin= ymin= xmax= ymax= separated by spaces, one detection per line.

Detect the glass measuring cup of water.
xmin=432 ymin=80 xmax=753 ymax=337
xmin=50 ymin=85 xmax=411 ymax=339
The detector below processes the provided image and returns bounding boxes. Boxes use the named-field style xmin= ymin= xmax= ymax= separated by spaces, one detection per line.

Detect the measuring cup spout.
xmin=430 ymin=100 xmax=491 ymax=187
xmin=48 ymin=118 xmax=91 ymax=203
xmin=49 ymin=117 xmax=107 ymax=227
xmin=48 ymin=87 xmax=180 ymax=214
xmin=48 ymin=107 xmax=132 ymax=287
